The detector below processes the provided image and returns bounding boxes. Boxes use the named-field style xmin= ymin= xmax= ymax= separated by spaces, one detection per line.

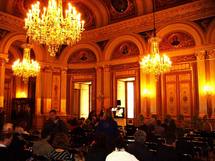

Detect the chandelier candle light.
xmin=12 ymin=43 xmax=40 ymax=82
xmin=140 ymin=0 xmax=172 ymax=77
xmin=25 ymin=0 xmax=85 ymax=56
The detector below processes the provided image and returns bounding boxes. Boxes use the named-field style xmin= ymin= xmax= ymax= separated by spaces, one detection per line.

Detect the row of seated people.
xmin=1 ymin=126 xmax=213 ymax=161
xmin=0 ymin=108 xmax=215 ymax=161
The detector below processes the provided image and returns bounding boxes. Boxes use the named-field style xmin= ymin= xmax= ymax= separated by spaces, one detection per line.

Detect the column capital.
xmin=95 ymin=66 xmax=103 ymax=71
xmin=61 ymin=68 xmax=67 ymax=74
xmin=207 ymin=49 xmax=215 ymax=59
xmin=195 ymin=50 xmax=206 ymax=60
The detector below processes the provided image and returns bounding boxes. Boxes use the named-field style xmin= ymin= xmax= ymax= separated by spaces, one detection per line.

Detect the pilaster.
xmin=195 ymin=50 xmax=207 ymax=117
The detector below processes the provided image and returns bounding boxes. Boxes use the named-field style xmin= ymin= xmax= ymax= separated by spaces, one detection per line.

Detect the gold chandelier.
xmin=140 ymin=0 xmax=172 ymax=76
xmin=24 ymin=0 xmax=85 ymax=56
xmin=140 ymin=36 xmax=172 ymax=76
xmin=12 ymin=43 xmax=40 ymax=82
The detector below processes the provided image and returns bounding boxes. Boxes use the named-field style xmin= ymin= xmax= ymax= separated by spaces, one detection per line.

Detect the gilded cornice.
xmin=0 ymin=0 xmax=214 ymax=42
xmin=0 ymin=11 xmax=24 ymax=32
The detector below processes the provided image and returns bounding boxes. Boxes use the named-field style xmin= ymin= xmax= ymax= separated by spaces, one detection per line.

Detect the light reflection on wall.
xmin=203 ymin=84 xmax=214 ymax=95
xmin=16 ymin=91 xmax=27 ymax=98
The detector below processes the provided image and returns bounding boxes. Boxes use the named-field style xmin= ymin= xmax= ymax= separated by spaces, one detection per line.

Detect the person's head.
xmin=2 ymin=123 xmax=13 ymax=133
xmin=165 ymin=134 xmax=176 ymax=145
xmin=134 ymin=130 xmax=147 ymax=144
xmin=0 ymin=131 xmax=13 ymax=146
xmin=51 ymin=133 xmax=70 ymax=149
xmin=49 ymin=109 xmax=57 ymax=121
xmin=114 ymin=134 xmax=125 ymax=150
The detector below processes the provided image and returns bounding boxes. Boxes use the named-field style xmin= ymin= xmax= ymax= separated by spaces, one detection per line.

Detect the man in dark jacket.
xmin=0 ymin=131 xmax=13 ymax=161
xmin=41 ymin=109 xmax=68 ymax=138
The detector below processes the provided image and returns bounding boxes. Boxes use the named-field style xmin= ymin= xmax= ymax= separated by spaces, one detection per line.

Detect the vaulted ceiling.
xmin=0 ymin=0 xmax=195 ymax=30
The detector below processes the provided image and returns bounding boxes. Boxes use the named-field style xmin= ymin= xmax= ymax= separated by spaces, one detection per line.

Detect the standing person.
xmin=96 ymin=108 xmax=119 ymax=153
xmin=41 ymin=109 xmax=68 ymax=139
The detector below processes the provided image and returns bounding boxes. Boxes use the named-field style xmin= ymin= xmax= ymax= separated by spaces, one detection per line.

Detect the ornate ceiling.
xmin=0 ymin=0 xmax=196 ymax=30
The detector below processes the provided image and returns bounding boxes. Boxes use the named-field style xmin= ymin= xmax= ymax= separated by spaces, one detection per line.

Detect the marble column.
xmin=96 ymin=66 xmax=103 ymax=114
xmin=207 ymin=49 xmax=215 ymax=117
xmin=41 ymin=67 xmax=52 ymax=114
xmin=140 ymin=67 xmax=148 ymax=116
xmin=35 ymin=72 xmax=41 ymax=115
xmin=0 ymin=57 xmax=6 ymax=107
xmin=103 ymin=65 xmax=111 ymax=109
xmin=60 ymin=69 xmax=67 ymax=115
xmin=195 ymin=50 xmax=207 ymax=117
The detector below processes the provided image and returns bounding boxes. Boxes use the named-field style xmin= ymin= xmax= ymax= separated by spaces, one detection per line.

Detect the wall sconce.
xmin=16 ymin=91 xmax=27 ymax=98
xmin=142 ymin=88 xmax=151 ymax=116
xmin=203 ymin=84 xmax=214 ymax=118
xmin=143 ymin=88 xmax=151 ymax=98
xmin=203 ymin=84 xmax=214 ymax=96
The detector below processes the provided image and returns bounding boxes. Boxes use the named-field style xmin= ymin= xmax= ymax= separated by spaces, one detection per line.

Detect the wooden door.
xmin=164 ymin=71 xmax=193 ymax=119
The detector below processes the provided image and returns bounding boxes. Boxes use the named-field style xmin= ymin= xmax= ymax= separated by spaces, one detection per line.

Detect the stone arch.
xmin=157 ymin=22 xmax=205 ymax=46
xmin=0 ymin=32 xmax=43 ymax=61
xmin=104 ymin=34 xmax=146 ymax=61
xmin=206 ymin=18 xmax=215 ymax=44
xmin=59 ymin=42 xmax=102 ymax=64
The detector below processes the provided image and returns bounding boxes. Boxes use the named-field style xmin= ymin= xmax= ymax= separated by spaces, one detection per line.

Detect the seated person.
xmin=85 ymin=132 xmax=109 ymax=161
xmin=157 ymin=135 xmax=178 ymax=161
xmin=47 ymin=133 xmax=73 ymax=161
xmin=127 ymin=129 xmax=147 ymax=161
xmin=0 ymin=130 xmax=14 ymax=161
xmin=105 ymin=135 xmax=138 ymax=161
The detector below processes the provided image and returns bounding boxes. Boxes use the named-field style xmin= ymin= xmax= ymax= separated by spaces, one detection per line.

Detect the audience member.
xmin=105 ymin=135 xmax=139 ymax=161
xmin=153 ymin=120 xmax=165 ymax=137
xmin=47 ymin=133 xmax=73 ymax=161
xmin=0 ymin=130 xmax=14 ymax=161
xmin=85 ymin=132 xmax=109 ymax=161
xmin=41 ymin=109 xmax=68 ymax=139
xmin=127 ymin=130 xmax=147 ymax=161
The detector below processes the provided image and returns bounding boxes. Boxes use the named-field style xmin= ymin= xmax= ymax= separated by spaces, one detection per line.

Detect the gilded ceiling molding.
xmin=104 ymin=33 xmax=146 ymax=61
xmin=82 ymin=0 xmax=215 ymax=42
xmin=0 ymin=11 xmax=24 ymax=32
xmin=157 ymin=22 xmax=205 ymax=46
xmin=77 ymin=0 xmax=109 ymax=27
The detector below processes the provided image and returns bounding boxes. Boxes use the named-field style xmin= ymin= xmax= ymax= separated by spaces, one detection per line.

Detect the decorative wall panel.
xmin=51 ymin=74 xmax=61 ymax=112
xmin=179 ymin=82 xmax=191 ymax=116
xmin=166 ymin=83 xmax=177 ymax=116
xmin=164 ymin=71 xmax=193 ymax=118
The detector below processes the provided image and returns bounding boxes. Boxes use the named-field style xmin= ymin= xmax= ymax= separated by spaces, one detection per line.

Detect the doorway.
xmin=117 ymin=77 xmax=135 ymax=119
xmin=73 ymin=82 xmax=92 ymax=118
